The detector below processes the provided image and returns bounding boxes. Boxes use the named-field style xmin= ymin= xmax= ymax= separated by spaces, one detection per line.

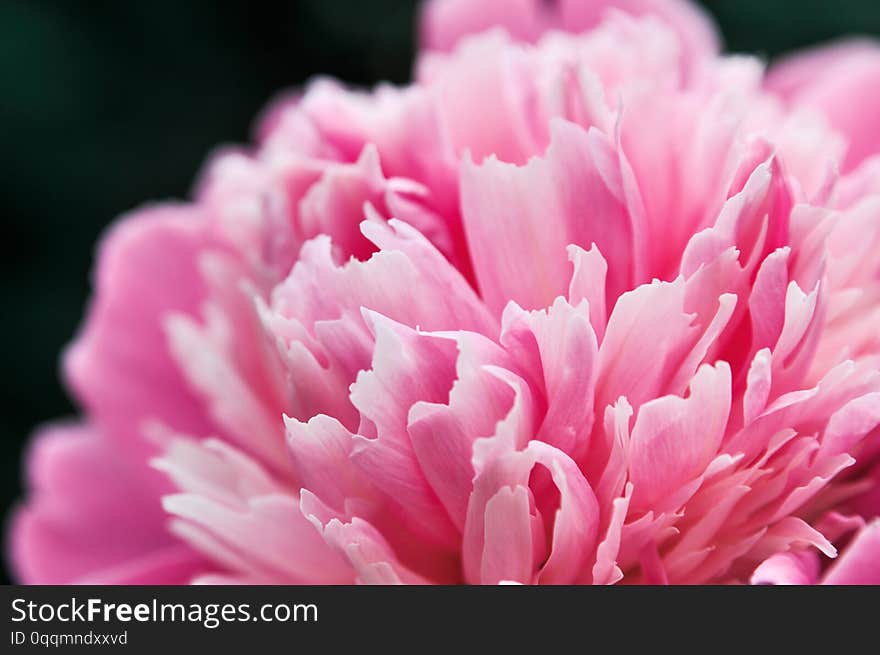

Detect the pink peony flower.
xmin=9 ymin=0 xmax=880 ymax=584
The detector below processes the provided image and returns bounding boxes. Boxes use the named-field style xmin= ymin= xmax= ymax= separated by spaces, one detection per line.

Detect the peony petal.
xmin=500 ymin=297 xmax=599 ymax=459
xmin=349 ymin=314 xmax=462 ymax=549
xmin=595 ymin=277 xmax=697 ymax=412
xmin=157 ymin=437 xmax=351 ymax=584
xmin=316 ymin=513 xmax=430 ymax=585
xmin=751 ymin=551 xmax=820 ymax=585
xmin=11 ymin=424 xmax=201 ymax=584
xmin=464 ymin=440 xmax=599 ymax=584
xmin=420 ymin=0 xmax=719 ymax=71
xmin=64 ymin=206 xmax=220 ymax=445
xmin=822 ymin=520 xmax=880 ymax=584
xmin=629 ymin=362 xmax=732 ymax=512
xmin=408 ymin=333 xmax=515 ymax=530
xmin=460 ymin=119 xmax=642 ymax=314
xmin=767 ymin=40 xmax=880 ymax=171
xmin=480 ymin=485 xmax=538 ymax=585
xmin=272 ymin=219 xmax=496 ymax=337
xmin=567 ymin=244 xmax=609 ymax=341
xmin=285 ymin=414 xmax=369 ymax=513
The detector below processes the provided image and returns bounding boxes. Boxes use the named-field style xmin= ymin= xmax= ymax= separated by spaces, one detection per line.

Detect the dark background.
xmin=1 ymin=0 xmax=879 ymax=583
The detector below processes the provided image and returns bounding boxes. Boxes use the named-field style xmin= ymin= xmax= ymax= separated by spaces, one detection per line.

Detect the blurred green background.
xmin=1 ymin=0 xmax=879 ymax=583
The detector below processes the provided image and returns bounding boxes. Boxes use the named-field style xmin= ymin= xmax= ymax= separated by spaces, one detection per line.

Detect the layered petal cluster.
xmin=9 ymin=0 xmax=880 ymax=584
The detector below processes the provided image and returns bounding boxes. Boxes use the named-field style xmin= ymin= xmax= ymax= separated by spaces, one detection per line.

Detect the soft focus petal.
xmin=420 ymin=0 xmax=719 ymax=69
xmin=767 ymin=40 xmax=880 ymax=171
xmin=64 ymin=206 xmax=220 ymax=445
xmin=822 ymin=521 xmax=880 ymax=584
xmin=11 ymin=424 xmax=203 ymax=584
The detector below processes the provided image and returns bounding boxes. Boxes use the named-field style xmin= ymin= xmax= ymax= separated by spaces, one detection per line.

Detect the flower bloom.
xmin=9 ymin=0 xmax=880 ymax=584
